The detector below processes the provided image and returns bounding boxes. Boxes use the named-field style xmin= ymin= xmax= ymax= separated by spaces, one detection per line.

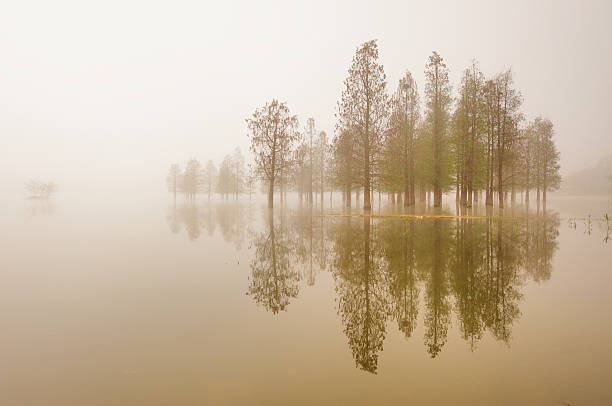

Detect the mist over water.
xmin=2 ymin=1 xmax=612 ymax=404
xmin=1 ymin=190 xmax=611 ymax=405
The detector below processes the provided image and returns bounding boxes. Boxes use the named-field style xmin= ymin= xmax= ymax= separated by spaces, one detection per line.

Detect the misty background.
xmin=2 ymin=0 xmax=611 ymax=197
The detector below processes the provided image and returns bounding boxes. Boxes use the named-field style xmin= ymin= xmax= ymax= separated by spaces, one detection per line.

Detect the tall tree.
xmin=217 ymin=154 xmax=234 ymax=200
xmin=245 ymin=165 xmax=256 ymax=200
xmin=202 ymin=160 xmax=217 ymax=201
xmin=520 ymin=122 xmax=538 ymax=204
xmin=293 ymin=142 xmax=308 ymax=204
xmin=247 ymin=100 xmax=299 ymax=208
xmin=424 ymin=51 xmax=452 ymax=208
xmin=332 ymin=129 xmax=358 ymax=207
xmin=337 ymin=40 xmax=389 ymax=210
xmin=231 ymin=147 xmax=246 ymax=199
xmin=316 ymin=130 xmax=329 ymax=207
xmin=483 ymin=70 xmax=523 ymax=209
xmin=182 ymin=158 xmax=201 ymax=201
xmin=386 ymin=71 xmax=420 ymax=206
xmin=532 ymin=117 xmax=561 ymax=208
xmin=452 ymin=60 xmax=485 ymax=207
xmin=306 ymin=117 xmax=316 ymax=206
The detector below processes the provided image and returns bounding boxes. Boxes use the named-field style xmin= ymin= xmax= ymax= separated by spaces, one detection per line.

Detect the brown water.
xmin=1 ymin=194 xmax=611 ymax=405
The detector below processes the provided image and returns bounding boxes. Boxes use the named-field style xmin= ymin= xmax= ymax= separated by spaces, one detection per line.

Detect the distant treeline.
xmin=166 ymin=147 xmax=256 ymax=201
xmin=245 ymin=40 xmax=561 ymax=210
xmin=560 ymin=154 xmax=612 ymax=195
xmin=26 ymin=180 xmax=56 ymax=199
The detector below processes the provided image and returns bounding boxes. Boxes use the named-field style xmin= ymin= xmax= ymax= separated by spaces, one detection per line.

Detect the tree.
xmin=315 ymin=130 xmax=329 ymax=207
xmin=424 ymin=51 xmax=452 ymax=208
xmin=202 ymin=160 xmax=217 ymax=201
xmin=331 ymin=129 xmax=359 ymax=208
xmin=245 ymin=165 xmax=256 ymax=200
xmin=451 ymin=60 xmax=486 ymax=207
xmin=231 ymin=147 xmax=246 ymax=199
xmin=337 ymin=40 xmax=389 ymax=210
xmin=182 ymin=158 xmax=201 ymax=201
xmin=385 ymin=71 xmax=420 ymax=206
xmin=166 ymin=164 xmax=181 ymax=201
xmin=520 ymin=121 xmax=538 ymax=204
xmin=531 ymin=117 xmax=561 ymax=208
xmin=483 ymin=70 xmax=523 ymax=209
xmin=306 ymin=117 xmax=316 ymax=206
xmin=26 ymin=181 xmax=57 ymax=199
xmin=217 ymin=154 xmax=234 ymax=200
xmin=293 ymin=142 xmax=308 ymax=204
xmin=247 ymin=99 xmax=299 ymax=208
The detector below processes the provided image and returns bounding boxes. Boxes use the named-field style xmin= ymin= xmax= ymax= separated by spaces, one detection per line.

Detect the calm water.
xmin=1 ymin=194 xmax=611 ymax=405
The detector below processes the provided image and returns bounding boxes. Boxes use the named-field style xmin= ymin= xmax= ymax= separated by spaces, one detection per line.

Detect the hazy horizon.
xmin=2 ymin=3 xmax=612 ymax=404
xmin=2 ymin=0 xmax=612 ymax=194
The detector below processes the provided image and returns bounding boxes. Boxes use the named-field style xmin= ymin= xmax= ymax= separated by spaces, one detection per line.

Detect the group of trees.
xmin=247 ymin=40 xmax=561 ymax=210
xmin=247 ymin=208 xmax=560 ymax=372
xmin=246 ymin=100 xmax=335 ymax=208
xmin=25 ymin=180 xmax=56 ymax=199
xmin=166 ymin=148 xmax=255 ymax=202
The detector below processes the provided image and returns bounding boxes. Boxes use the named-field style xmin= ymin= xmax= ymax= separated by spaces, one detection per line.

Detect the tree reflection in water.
xmin=332 ymin=216 xmax=390 ymax=373
xmin=167 ymin=202 xmax=561 ymax=373
xmin=247 ymin=211 xmax=300 ymax=314
xmin=166 ymin=201 xmax=248 ymax=249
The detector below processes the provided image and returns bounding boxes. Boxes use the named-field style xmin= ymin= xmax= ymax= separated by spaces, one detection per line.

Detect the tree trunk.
xmin=346 ymin=185 xmax=351 ymax=208
xmin=268 ymin=178 xmax=274 ymax=208
xmin=404 ymin=138 xmax=410 ymax=207
xmin=467 ymin=183 xmax=473 ymax=208
xmin=498 ymin=156 xmax=504 ymax=209
xmin=364 ymin=148 xmax=371 ymax=211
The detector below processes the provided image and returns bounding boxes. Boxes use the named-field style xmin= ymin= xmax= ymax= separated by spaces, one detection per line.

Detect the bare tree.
xmin=247 ymin=99 xmax=299 ymax=209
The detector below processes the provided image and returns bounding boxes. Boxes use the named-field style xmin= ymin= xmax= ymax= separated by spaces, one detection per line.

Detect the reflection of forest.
xmin=247 ymin=208 xmax=560 ymax=373
xmin=166 ymin=202 xmax=250 ymax=249
xmin=25 ymin=199 xmax=57 ymax=217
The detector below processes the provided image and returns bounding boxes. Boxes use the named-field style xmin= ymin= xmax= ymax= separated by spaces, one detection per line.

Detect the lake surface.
xmin=1 ymin=193 xmax=611 ymax=405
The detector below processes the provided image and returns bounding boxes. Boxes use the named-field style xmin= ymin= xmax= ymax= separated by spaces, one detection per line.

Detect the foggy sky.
xmin=1 ymin=0 xmax=611 ymax=194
